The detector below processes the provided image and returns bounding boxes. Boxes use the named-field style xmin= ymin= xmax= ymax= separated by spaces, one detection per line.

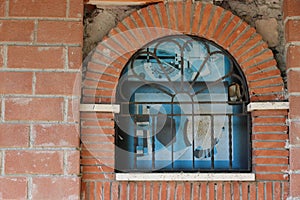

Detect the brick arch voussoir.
xmin=83 ymin=1 xmax=285 ymax=104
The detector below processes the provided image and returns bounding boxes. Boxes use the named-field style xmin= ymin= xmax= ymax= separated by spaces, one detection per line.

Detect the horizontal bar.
xmin=247 ymin=102 xmax=289 ymax=112
xmin=80 ymin=104 xmax=120 ymax=113
xmin=116 ymin=173 xmax=255 ymax=181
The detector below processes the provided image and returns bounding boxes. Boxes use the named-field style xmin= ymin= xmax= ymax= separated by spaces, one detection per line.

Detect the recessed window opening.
xmin=115 ymin=35 xmax=251 ymax=173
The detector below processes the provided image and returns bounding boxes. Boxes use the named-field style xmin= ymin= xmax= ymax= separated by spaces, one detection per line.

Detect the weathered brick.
xmin=32 ymin=177 xmax=80 ymax=199
xmin=206 ymin=6 xmax=224 ymax=39
xmin=37 ymin=21 xmax=82 ymax=44
xmin=5 ymin=150 xmax=63 ymax=174
xmin=252 ymin=134 xmax=288 ymax=140
xmin=0 ymin=72 xmax=32 ymax=94
xmin=286 ymin=20 xmax=300 ymax=42
xmin=35 ymin=72 xmax=81 ymax=95
xmin=0 ymin=124 xmax=29 ymax=147
xmin=283 ymin=0 xmax=300 ymax=18
xmin=5 ymin=97 xmax=64 ymax=121
xmin=253 ymin=149 xmax=288 ymax=157
xmin=9 ymin=0 xmax=66 ymax=17
xmin=0 ymin=0 xmax=5 ymax=17
xmin=191 ymin=3 xmax=203 ymax=34
xmin=66 ymin=150 xmax=80 ymax=174
xmin=290 ymin=147 xmax=300 ymax=170
xmin=253 ymin=157 xmax=288 ymax=165
xmin=68 ymin=97 xmax=80 ymax=123
xmin=0 ymin=177 xmax=27 ymax=199
xmin=288 ymin=70 xmax=300 ymax=93
xmin=290 ymin=121 xmax=300 ymax=145
xmin=290 ymin=174 xmax=300 ymax=197
xmin=287 ymin=45 xmax=300 ymax=69
xmin=0 ymin=45 xmax=4 ymax=67
xmin=33 ymin=124 xmax=79 ymax=147
xmin=69 ymin=0 xmax=83 ymax=18
xmin=0 ymin=20 xmax=34 ymax=42
xmin=68 ymin=47 xmax=82 ymax=69
xmin=8 ymin=46 xmax=64 ymax=69
xmin=290 ymin=96 xmax=300 ymax=119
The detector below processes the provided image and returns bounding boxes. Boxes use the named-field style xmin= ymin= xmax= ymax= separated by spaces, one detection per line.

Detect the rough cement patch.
xmin=255 ymin=18 xmax=279 ymax=47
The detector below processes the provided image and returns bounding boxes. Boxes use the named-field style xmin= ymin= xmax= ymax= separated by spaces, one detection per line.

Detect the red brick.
xmin=254 ymin=166 xmax=288 ymax=173
xmin=241 ymin=182 xmax=249 ymax=200
xmin=257 ymin=182 xmax=264 ymax=200
xmin=153 ymin=182 xmax=160 ymax=200
xmin=233 ymin=182 xmax=240 ymax=200
xmin=199 ymin=3 xmax=213 ymax=36
xmin=208 ymin=182 xmax=214 ymax=200
xmin=253 ymin=157 xmax=288 ymax=165
xmin=35 ymin=72 xmax=81 ymax=95
xmin=244 ymin=59 xmax=277 ymax=75
xmin=66 ymin=151 xmax=80 ymax=174
xmin=5 ymin=97 xmax=64 ymax=121
xmin=69 ymin=47 xmax=82 ymax=69
xmin=247 ymin=70 xmax=281 ymax=82
xmin=249 ymin=77 xmax=283 ymax=88
xmin=176 ymin=2 xmax=184 ymax=33
xmin=68 ymin=97 xmax=80 ymax=123
xmin=5 ymin=150 xmax=63 ymax=174
xmin=252 ymin=110 xmax=288 ymax=117
xmin=286 ymin=20 xmax=300 ymax=42
xmin=0 ymin=72 xmax=32 ymax=94
xmin=287 ymin=45 xmax=300 ymax=69
xmin=253 ymin=125 xmax=287 ymax=133
xmin=191 ymin=3 xmax=203 ymax=33
xmin=290 ymin=96 xmax=300 ymax=119
xmin=253 ymin=117 xmax=286 ymax=124
xmin=273 ymin=182 xmax=281 ymax=200
xmin=253 ymin=149 xmax=289 ymax=157
xmin=288 ymin=70 xmax=300 ymax=93
xmin=283 ymin=0 xmax=300 ymax=18
xmin=256 ymin=174 xmax=288 ymax=181
xmin=8 ymin=46 xmax=64 ymax=69
xmin=252 ymin=134 xmax=288 ymax=140
xmin=212 ymin=10 xmax=232 ymax=39
xmin=0 ymin=45 xmax=4 ymax=67
xmin=0 ymin=20 xmax=34 ymax=42
xmin=69 ymin=0 xmax=83 ymax=18
xmin=224 ymin=182 xmax=231 ymax=200
xmin=0 ymin=177 xmax=27 ymax=199
xmin=290 ymin=174 xmax=300 ymax=197
xmin=206 ymin=6 xmax=224 ymax=39
xmin=157 ymin=3 xmax=169 ymax=29
xmin=216 ymin=183 xmax=223 ymax=200
xmin=0 ymin=0 xmax=5 ymax=17
xmin=249 ymin=183 xmax=256 ymax=200
xmin=37 ymin=21 xmax=83 ymax=44
xmin=290 ymin=147 xmax=300 ymax=170
xmin=32 ymin=177 xmax=80 ymax=199
xmin=200 ymin=182 xmax=207 ymax=200
xmin=33 ymin=124 xmax=79 ymax=147
xmin=0 ymin=124 xmax=29 ymax=147
xmin=9 ymin=0 xmax=66 ymax=17
xmin=184 ymin=182 xmax=191 ymax=200
xmin=253 ymin=141 xmax=285 ymax=149
xmin=290 ymin=121 xmax=300 ymax=145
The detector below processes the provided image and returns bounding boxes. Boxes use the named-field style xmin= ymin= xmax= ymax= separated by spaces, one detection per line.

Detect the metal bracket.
xmin=80 ymin=104 xmax=120 ymax=113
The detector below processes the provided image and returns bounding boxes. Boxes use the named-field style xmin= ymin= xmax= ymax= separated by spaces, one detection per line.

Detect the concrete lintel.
xmin=80 ymin=104 xmax=120 ymax=113
xmin=116 ymin=173 xmax=255 ymax=181
xmin=247 ymin=102 xmax=289 ymax=112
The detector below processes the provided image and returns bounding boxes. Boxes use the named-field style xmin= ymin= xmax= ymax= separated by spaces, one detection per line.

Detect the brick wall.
xmin=0 ymin=0 xmax=83 ymax=199
xmin=284 ymin=0 xmax=300 ymax=198
xmin=81 ymin=2 xmax=290 ymax=199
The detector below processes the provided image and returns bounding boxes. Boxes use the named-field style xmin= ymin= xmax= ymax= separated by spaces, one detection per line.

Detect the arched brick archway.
xmin=80 ymin=2 xmax=288 ymax=199
xmin=82 ymin=2 xmax=284 ymax=104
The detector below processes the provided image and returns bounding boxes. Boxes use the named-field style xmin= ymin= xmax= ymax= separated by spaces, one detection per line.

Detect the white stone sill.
xmin=116 ymin=173 xmax=255 ymax=181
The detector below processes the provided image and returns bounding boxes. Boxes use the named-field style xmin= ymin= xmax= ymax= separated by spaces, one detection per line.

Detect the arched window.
xmin=115 ymin=35 xmax=251 ymax=172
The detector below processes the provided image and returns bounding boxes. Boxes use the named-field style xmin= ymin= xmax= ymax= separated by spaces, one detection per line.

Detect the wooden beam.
xmin=84 ymin=0 xmax=163 ymax=6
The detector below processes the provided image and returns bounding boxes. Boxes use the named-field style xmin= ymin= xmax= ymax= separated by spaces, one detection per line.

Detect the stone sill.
xmin=116 ymin=173 xmax=255 ymax=181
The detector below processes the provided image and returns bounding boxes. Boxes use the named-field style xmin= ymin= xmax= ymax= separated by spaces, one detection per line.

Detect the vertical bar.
xmin=171 ymin=103 xmax=174 ymax=169
xmin=134 ymin=114 xmax=137 ymax=170
xmin=247 ymin=113 xmax=251 ymax=171
xmin=192 ymin=103 xmax=195 ymax=169
xmin=151 ymin=115 xmax=155 ymax=170
xmin=229 ymin=114 xmax=233 ymax=169
xmin=211 ymin=115 xmax=214 ymax=169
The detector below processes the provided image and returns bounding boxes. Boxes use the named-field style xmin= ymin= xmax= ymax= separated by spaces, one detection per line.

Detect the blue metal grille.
xmin=115 ymin=35 xmax=251 ymax=172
